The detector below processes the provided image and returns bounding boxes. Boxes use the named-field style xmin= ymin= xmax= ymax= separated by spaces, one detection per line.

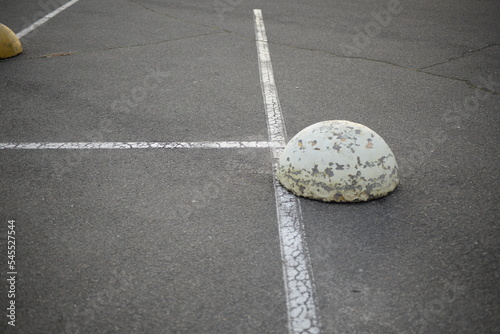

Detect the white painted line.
xmin=254 ymin=9 xmax=321 ymax=334
xmin=16 ymin=0 xmax=81 ymax=39
xmin=253 ymin=10 xmax=287 ymax=147
xmin=0 ymin=141 xmax=280 ymax=150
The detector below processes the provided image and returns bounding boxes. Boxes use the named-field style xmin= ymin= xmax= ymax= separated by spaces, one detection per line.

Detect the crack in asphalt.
xmin=416 ymin=70 xmax=499 ymax=95
xmin=260 ymin=39 xmax=500 ymax=95
xmin=2 ymin=0 xmax=497 ymax=96
xmin=418 ymin=43 xmax=500 ymax=70
xmin=111 ymin=1 xmax=500 ymax=96
xmin=128 ymin=0 xmax=232 ymax=34
xmin=79 ymin=31 xmax=226 ymax=53
xmin=0 ymin=31 xmax=226 ymax=62
xmin=45 ymin=31 xmax=224 ymax=58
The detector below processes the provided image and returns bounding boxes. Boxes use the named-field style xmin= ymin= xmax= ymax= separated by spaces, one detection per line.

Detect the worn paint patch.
xmin=277 ymin=120 xmax=399 ymax=202
xmin=40 ymin=52 xmax=74 ymax=58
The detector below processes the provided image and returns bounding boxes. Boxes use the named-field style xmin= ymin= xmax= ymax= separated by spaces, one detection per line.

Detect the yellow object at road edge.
xmin=0 ymin=24 xmax=22 ymax=59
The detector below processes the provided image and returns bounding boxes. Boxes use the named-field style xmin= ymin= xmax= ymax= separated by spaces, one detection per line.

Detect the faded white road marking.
xmin=253 ymin=10 xmax=287 ymax=147
xmin=0 ymin=141 xmax=280 ymax=150
xmin=16 ymin=0 xmax=81 ymax=39
xmin=4 ymin=6 xmax=321 ymax=332
xmin=254 ymin=9 xmax=321 ymax=334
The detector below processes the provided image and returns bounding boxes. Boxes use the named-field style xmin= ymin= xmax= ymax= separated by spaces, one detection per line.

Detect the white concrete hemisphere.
xmin=277 ymin=120 xmax=399 ymax=202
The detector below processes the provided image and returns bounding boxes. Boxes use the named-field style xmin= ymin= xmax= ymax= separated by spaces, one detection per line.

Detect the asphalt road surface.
xmin=1 ymin=0 xmax=499 ymax=333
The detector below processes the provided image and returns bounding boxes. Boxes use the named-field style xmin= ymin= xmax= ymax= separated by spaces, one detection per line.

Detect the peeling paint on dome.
xmin=277 ymin=120 xmax=399 ymax=202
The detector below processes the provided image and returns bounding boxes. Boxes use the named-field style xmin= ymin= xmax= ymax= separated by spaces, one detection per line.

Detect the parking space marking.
xmin=2 ymin=5 xmax=321 ymax=333
xmin=16 ymin=0 xmax=81 ymax=39
xmin=253 ymin=10 xmax=287 ymax=148
xmin=254 ymin=9 xmax=321 ymax=334
xmin=0 ymin=141 xmax=279 ymax=150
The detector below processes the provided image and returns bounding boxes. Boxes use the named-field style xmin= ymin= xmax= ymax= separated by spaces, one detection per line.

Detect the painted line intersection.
xmin=3 ymin=4 xmax=323 ymax=334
